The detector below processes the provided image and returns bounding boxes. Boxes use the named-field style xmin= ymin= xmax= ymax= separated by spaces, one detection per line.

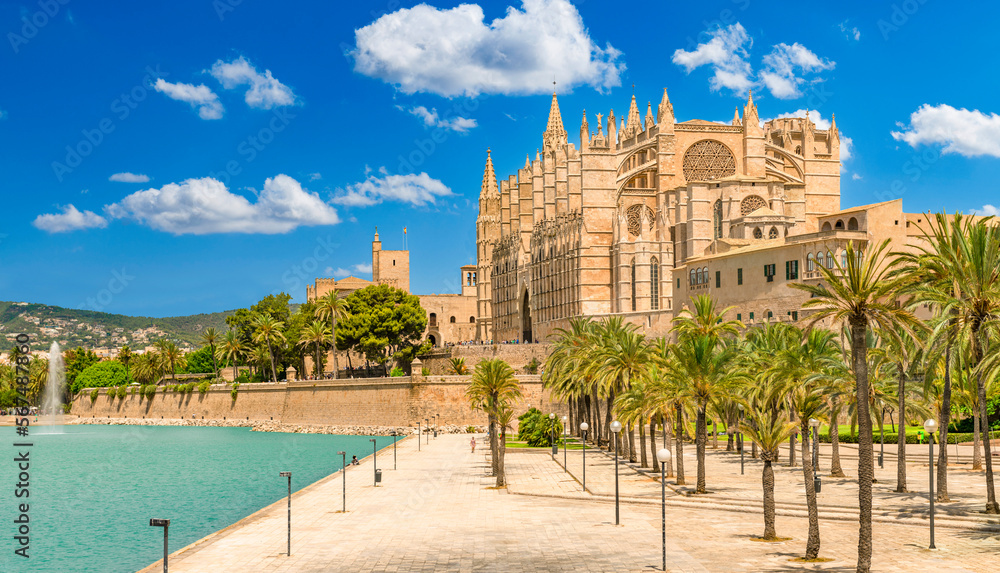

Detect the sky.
xmin=2 ymin=0 xmax=999 ymax=317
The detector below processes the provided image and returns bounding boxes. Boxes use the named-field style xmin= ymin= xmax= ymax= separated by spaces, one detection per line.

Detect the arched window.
xmin=826 ymin=251 xmax=834 ymax=268
xmin=821 ymin=221 xmax=832 ymax=232
xmin=449 ymin=316 xmax=456 ymax=323
xmin=690 ymin=268 xmax=696 ymax=286
xmin=702 ymin=267 xmax=709 ymax=284
xmin=841 ymin=250 xmax=848 ymax=268
xmin=817 ymin=251 xmax=825 ymax=269
xmin=429 ymin=313 xmax=437 ymax=326
xmin=753 ymin=227 xmax=763 ymax=239
xmin=768 ymin=227 xmax=778 ymax=239
xmin=835 ymin=220 xmax=844 ymax=230
xmin=469 ymin=316 xmax=475 ymax=323
xmin=713 ymin=200 xmax=723 ymax=239
xmin=807 ymin=253 xmax=815 ymax=272
xmin=650 ymin=257 xmax=660 ymax=310
xmin=848 ymin=217 xmax=859 ymax=231
xmin=630 ymin=258 xmax=637 ymax=312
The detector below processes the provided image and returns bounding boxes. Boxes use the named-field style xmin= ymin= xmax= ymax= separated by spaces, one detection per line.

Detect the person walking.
xmin=470 ymin=436 xmax=477 ymax=454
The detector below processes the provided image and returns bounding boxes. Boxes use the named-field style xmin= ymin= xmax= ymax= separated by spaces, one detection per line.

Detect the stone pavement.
xmin=139 ymin=434 xmax=1000 ymax=572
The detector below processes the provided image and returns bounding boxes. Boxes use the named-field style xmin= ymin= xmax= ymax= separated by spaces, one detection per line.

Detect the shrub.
xmin=116 ymin=386 xmax=127 ymax=400
xmin=421 ymin=367 xmax=430 ymax=376
xmin=390 ymin=366 xmax=405 ymax=377
xmin=73 ymin=361 xmax=129 ymax=393
xmin=525 ymin=358 xmax=539 ymax=375
xmin=466 ymin=425 xmax=476 ymax=433
xmin=230 ymin=382 xmax=239 ymax=401
xmin=517 ymin=408 xmax=563 ymax=447
xmin=142 ymin=385 xmax=157 ymax=400
xmin=90 ymin=388 xmax=99 ymax=403
xmin=62 ymin=403 xmax=72 ymax=414
xmin=817 ymin=431 xmax=1000 ymax=445
xmin=448 ymin=357 xmax=468 ymax=375
xmin=197 ymin=381 xmax=211 ymax=394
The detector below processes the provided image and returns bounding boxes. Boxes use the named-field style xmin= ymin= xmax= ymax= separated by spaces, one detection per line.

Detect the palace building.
xmin=475 ymin=88 xmax=928 ymax=342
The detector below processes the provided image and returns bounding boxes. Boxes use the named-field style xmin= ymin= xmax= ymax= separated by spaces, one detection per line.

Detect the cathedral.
xmin=475 ymin=88 xmax=920 ymax=342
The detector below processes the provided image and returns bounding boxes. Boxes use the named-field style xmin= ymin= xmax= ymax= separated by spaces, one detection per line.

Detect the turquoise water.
xmin=0 ymin=425 xmax=390 ymax=572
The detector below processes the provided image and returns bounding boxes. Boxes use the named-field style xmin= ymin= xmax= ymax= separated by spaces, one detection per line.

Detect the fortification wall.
xmin=69 ymin=375 xmax=565 ymax=427
xmin=419 ymin=343 xmax=551 ymax=375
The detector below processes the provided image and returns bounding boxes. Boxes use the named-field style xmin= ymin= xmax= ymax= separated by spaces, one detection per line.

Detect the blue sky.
xmin=2 ymin=0 xmax=998 ymax=317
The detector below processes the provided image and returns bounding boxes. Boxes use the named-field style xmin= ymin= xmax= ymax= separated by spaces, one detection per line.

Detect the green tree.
xmin=201 ymin=327 xmax=220 ymax=376
xmin=217 ymin=330 xmax=244 ymax=382
xmin=337 ymin=285 xmax=428 ymax=368
xmin=155 ymin=340 xmax=185 ymax=381
xmin=183 ymin=346 xmax=216 ymax=374
xmin=466 ymin=359 xmax=523 ymax=487
xmin=742 ymin=408 xmax=797 ymax=541
xmin=64 ymin=347 xmax=99 ymax=391
xmin=298 ymin=321 xmax=331 ymax=378
xmin=252 ymin=313 xmax=286 ymax=383
xmin=73 ymin=361 xmax=129 ymax=393
xmin=118 ymin=345 xmax=133 ymax=378
xmin=793 ymin=240 xmax=923 ymax=573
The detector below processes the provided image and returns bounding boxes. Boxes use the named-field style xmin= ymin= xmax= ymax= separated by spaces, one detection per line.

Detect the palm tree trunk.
xmin=896 ymin=366 xmax=907 ymax=492
xmin=802 ymin=423 xmax=821 ymax=560
xmin=727 ymin=411 xmax=735 ymax=451
xmin=649 ymin=419 xmax=657 ymax=470
xmin=211 ymin=346 xmax=218 ymax=376
xmin=605 ymin=394 xmax=613 ymax=451
xmin=331 ymin=317 xmax=339 ymax=380
xmin=696 ymin=403 xmax=707 ymax=494
xmin=489 ymin=413 xmax=499 ymax=477
xmin=788 ymin=409 xmax=797 ymax=467
xmin=974 ymin=410 xmax=983 ymax=470
xmin=497 ymin=421 xmax=508 ymax=487
xmin=938 ymin=341 xmax=952 ymax=502
xmin=762 ymin=459 xmax=776 ymax=540
xmin=974 ymin=332 xmax=1000 ymax=513
xmin=627 ymin=424 xmax=637 ymax=463
xmin=675 ymin=403 xmax=686 ymax=485
xmin=851 ymin=321 xmax=874 ymax=573
xmin=639 ymin=422 xmax=648 ymax=468
xmin=830 ymin=400 xmax=845 ymax=477
xmin=592 ymin=390 xmax=602 ymax=447
xmin=712 ymin=419 xmax=718 ymax=450
xmin=663 ymin=413 xmax=674 ymax=478
xmin=752 ymin=441 xmax=757 ymax=459
xmin=583 ymin=394 xmax=591 ymax=439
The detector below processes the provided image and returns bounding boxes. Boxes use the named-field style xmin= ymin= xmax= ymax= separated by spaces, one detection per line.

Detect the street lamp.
xmin=562 ymin=415 xmax=568 ymax=472
xmin=924 ymin=418 xmax=938 ymax=549
xmin=738 ymin=404 xmax=745 ymax=475
xmin=549 ymin=413 xmax=557 ymax=456
xmin=391 ymin=431 xmax=398 ymax=470
xmin=580 ymin=422 xmax=589 ymax=492
xmin=149 ymin=518 xmax=169 ymax=573
xmin=809 ymin=418 xmax=822 ymax=493
xmin=370 ymin=438 xmax=379 ymax=487
xmin=417 ymin=422 xmax=421 ymax=451
xmin=610 ymin=420 xmax=623 ymax=525
xmin=657 ymin=448 xmax=672 ymax=572
xmin=279 ymin=471 xmax=291 ymax=556
xmin=337 ymin=451 xmax=346 ymax=512
xmin=425 ymin=419 xmax=430 ymax=444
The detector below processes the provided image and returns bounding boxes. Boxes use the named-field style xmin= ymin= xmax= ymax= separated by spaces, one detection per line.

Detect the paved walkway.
xmin=140 ymin=434 xmax=1000 ymax=572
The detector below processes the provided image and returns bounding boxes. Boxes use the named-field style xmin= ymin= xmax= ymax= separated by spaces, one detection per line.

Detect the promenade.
xmin=139 ymin=434 xmax=1000 ymax=572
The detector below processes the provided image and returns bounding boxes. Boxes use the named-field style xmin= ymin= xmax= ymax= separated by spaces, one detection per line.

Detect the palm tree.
xmin=315 ymin=289 xmax=349 ymax=380
xmin=28 ymin=357 xmax=49 ymax=405
xmin=872 ymin=330 xmax=922 ymax=492
xmin=132 ymin=353 xmax=161 ymax=385
xmin=119 ymin=345 xmax=133 ymax=379
xmin=448 ymin=357 xmax=469 ymax=375
xmin=793 ymin=239 xmax=923 ymax=573
xmin=592 ymin=321 xmax=655 ymax=464
xmin=298 ymin=321 xmax=331 ymax=378
xmin=252 ymin=314 xmax=286 ymax=383
xmin=155 ymin=340 xmax=185 ymax=381
xmin=742 ymin=408 xmax=797 ymax=541
xmin=217 ymin=330 xmax=244 ymax=382
xmin=201 ymin=328 xmax=220 ymax=376
xmin=466 ymin=359 xmax=523 ymax=487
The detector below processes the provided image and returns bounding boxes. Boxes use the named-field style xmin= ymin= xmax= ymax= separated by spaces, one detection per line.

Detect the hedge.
xmin=817 ymin=431 xmax=1000 ymax=445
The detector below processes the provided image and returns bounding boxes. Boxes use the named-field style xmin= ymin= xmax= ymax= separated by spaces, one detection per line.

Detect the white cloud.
xmin=331 ymin=171 xmax=452 ymax=208
xmin=839 ymin=21 xmax=861 ymax=41
xmin=891 ymin=104 xmax=1000 ymax=158
xmin=327 ymin=263 xmax=374 ymax=278
xmin=672 ymin=23 xmax=753 ymax=95
xmin=308 ymin=172 xmax=322 ymax=181
xmin=351 ymin=0 xmax=624 ymax=97
xmin=105 ymin=174 xmax=339 ymax=234
xmin=154 ymin=79 xmax=224 ymax=120
xmin=209 ymin=56 xmax=297 ymax=109
xmin=109 ymin=172 xmax=150 ymax=183
xmin=760 ymin=43 xmax=834 ymax=99
xmin=403 ymin=106 xmax=478 ymax=133
xmin=972 ymin=205 xmax=999 ymax=216
xmin=852 ymin=173 xmax=862 ymax=181
xmin=33 ymin=205 xmax=108 ymax=233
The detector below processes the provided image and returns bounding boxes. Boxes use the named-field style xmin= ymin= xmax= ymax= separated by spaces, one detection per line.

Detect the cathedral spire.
xmin=732 ymin=107 xmax=741 ymax=126
xmin=830 ymin=113 xmax=839 ymax=139
xmin=481 ymin=148 xmax=498 ymax=197
xmin=743 ymin=89 xmax=759 ymax=126
xmin=580 ymin=109 xmax=590 ymax=152
xmin=657 ymin=88 xmax=674 ymax=124
xmin=543 ymin=91 xmax=568 ymax=150
xmin=624 ymin=94 xmax=641 ymax=139
xmin=645 ymin=102 xmax=655 ymax=130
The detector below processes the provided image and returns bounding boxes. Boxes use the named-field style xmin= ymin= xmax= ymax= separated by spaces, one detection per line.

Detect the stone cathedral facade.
xmin=476 ymin=89 xmax=847 ymax=343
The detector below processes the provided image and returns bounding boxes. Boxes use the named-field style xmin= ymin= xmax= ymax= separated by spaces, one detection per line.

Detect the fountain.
xmin=42 ymin=341 xmax=65 ymax=431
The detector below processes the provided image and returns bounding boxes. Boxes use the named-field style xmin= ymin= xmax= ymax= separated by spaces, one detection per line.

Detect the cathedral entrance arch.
xmin=521 ymin=290 xmax=533 ymax=343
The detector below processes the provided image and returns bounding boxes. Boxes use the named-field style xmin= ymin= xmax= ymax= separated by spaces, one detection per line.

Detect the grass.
xmin=504 ymin=438 xmax=588 ymax=450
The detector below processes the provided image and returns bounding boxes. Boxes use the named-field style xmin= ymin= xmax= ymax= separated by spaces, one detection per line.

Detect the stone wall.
xmin=69 ymin=375 xmax=566 ymax=427
xmin=418 ymin=343 xmax=551 ymax=375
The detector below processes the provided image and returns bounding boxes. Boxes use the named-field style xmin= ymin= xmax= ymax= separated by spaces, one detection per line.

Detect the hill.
xmin=0 ymin=301 xmax=235 ymax=351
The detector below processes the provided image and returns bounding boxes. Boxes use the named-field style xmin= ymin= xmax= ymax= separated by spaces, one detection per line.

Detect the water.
xmin=41 ymin=341 xmax=64 ymax=431
xmin=0 ymin=425 xmax=387 ymax=572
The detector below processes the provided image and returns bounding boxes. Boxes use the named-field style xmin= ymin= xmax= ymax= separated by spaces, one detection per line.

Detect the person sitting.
xmin=351 ymin=455 xmax=360 ymax=466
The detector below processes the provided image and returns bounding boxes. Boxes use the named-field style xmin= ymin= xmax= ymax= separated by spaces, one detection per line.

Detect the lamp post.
xmin=738 ymin=404 xmax=745 ymax=475
xmin=549 ymin=413 xmax=557 ymax=456
xmin=417 ymin=422 xmax=421 ymax=451
xmin=562 ymin=415 xmax=568 ymax=472
xmin=425 ymin=419 xmax=430 ymax=444
xmin=337 ymin=451 xmax=346 ymax=512
xmin=279 ymin=471 xmax=291 ymax=556
xmin=391 ymin=431 xmax=398 ymax=470
xmin=924 ymin=418 xmax=938 ymax=549
xmin=149 ymin=519 xmax=169 ymax=573
xmin=657 ymin=448 xmax=672 ymax=572
xmin=580 ymin=422 xmax=589 ymax=492
xmin=370 ymin=438 xmax=378 ymax=487
xmin=610 ymin=420 xmax=622 ymax=525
